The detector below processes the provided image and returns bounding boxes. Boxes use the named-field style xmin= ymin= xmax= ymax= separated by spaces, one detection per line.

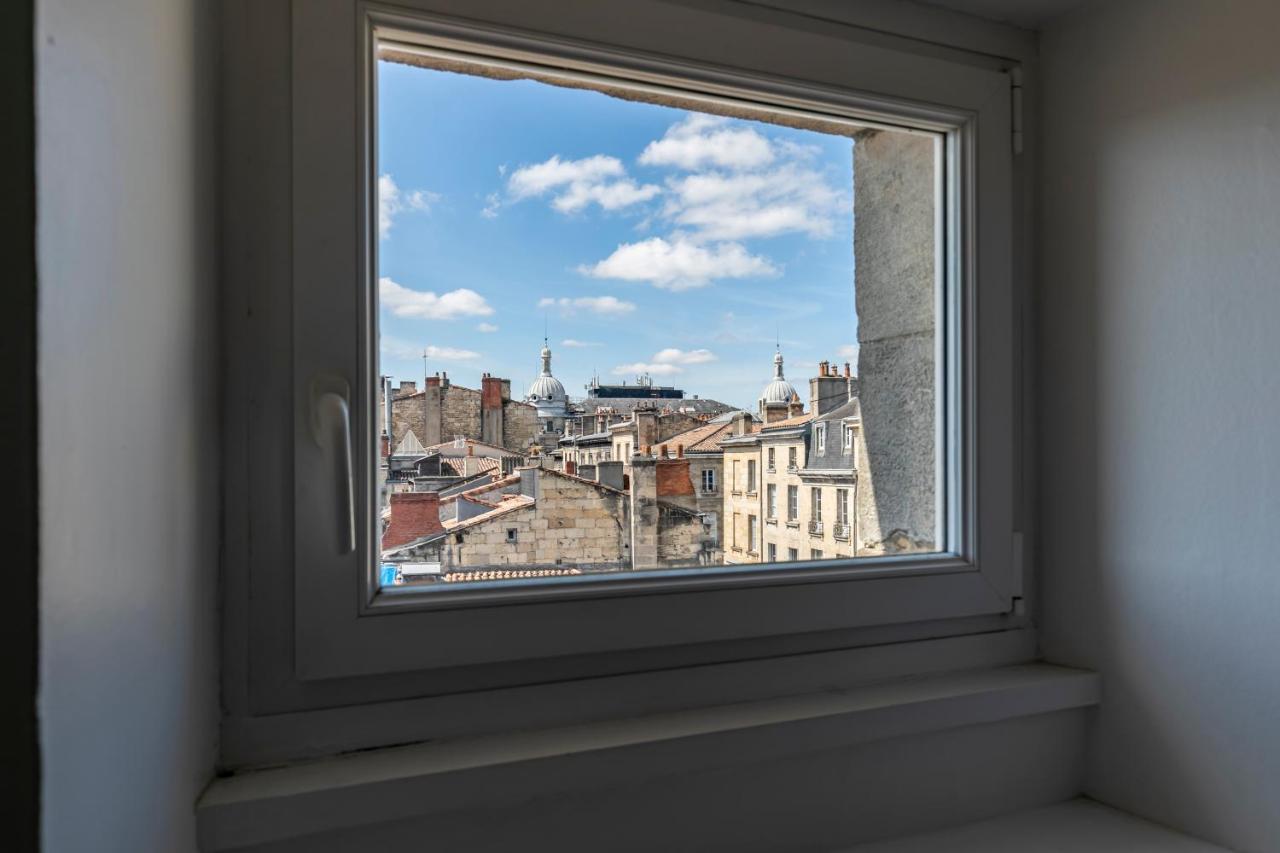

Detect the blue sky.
xmin=377 ymin=60 xmax=858 ymax=410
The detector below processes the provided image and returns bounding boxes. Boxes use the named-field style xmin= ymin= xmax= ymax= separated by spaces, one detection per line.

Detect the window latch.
xmin=310 ymin=375 xmax=355 ymax=555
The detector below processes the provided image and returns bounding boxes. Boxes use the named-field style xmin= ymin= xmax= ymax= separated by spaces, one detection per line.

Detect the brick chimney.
xmin=480 ymin=374 xmax=505 ymax=447
xmin=788 ymin=393 xmax=805 ymax=418
xmin=382 ymin=492 xmax=442 ymax=551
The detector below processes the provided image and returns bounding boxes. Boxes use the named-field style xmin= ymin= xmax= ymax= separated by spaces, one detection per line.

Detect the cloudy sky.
xmin=377 ymin=60 xmax=859 ymax=409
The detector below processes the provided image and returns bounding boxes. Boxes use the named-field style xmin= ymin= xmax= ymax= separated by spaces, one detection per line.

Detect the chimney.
xmin=382 ymin=492 xmax=442 ymax=551
xmin=628 ymin=454 xmax=659 ymax=569
xmin=810 ymin=369 xmax=849 ymax=416
xmin=788 ymin=394 xmax=805 ymax=418
xmin=398 ymin=380 xmax=417 ymax=396
xmin=732 ymin=410 xmax=752 ymax=436
xmin=380 ymin=433 xmax=390 ymax=459
xmin=480 ymin=375 xmax=505 ymax=446
xmin=424 ymin=375 xmax=440 ymax=388
xmin=844 ymin=362 xmax=851 ymax=378
xmin=634 ymin=407 xmax=659 ymax=449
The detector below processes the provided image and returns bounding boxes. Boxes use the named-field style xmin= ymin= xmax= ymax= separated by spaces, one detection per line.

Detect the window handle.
xmin=311 ymin=378 xmax=355 ymax=555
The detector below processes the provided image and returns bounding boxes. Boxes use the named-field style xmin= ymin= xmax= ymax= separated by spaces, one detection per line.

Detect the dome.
xmin=759 ymin=349 xmax=797 ymax=405
xmin=528 ymin=374 xmax=567 ymax=402
xmin=526 ymin=342 xmax=568 ymax=405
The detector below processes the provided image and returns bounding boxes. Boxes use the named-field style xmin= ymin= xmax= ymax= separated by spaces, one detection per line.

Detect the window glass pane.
xmin=375 ymin=42 xmax=941 ymax=587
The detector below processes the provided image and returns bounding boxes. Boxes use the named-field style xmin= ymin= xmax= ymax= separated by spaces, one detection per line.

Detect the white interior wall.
xmin=1038 ymin=2 xmax=1280 ymax=850
xmin=37 ymin=1 xmax=220 ymax=851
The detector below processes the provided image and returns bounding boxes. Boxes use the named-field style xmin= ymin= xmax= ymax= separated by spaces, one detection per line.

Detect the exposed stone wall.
xmin=502 ymin=399 xmax=539 ymax=450
xmin=382 ymin=381 xmax=539 ymax=453
xmin=656 ymin=505 xmax=706 ymax=565
xmin=441 ymin=470 xmax=629 ymax=569
xmin=853 ymin=130 xmax=937 ymax=554
xmin=441 ymin=385 xmax=482 ymax=442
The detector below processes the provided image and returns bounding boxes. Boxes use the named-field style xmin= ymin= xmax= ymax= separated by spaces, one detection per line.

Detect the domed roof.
xmin=759 ymin=349 xmax=797 ymax=405
xmin=527 ymin=342 xmax=567 ymax=403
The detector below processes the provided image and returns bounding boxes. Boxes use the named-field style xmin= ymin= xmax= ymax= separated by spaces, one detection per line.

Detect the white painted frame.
xmin=235 ymin=0 xmax=1015 ymax=711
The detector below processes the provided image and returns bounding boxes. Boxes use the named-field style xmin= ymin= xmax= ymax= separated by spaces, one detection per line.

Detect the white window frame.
xmin=700 ymin=468 xmax=715 ymax=494
xmin=816 ymin=423 xmax=827 ymax=454
xmin=766 ymin=484 xmax=778 ymax=519
xmin=225 ymin=0 xmax=1020 ymax=723
xmin=787 ymin=485 xmax=800 ymax=522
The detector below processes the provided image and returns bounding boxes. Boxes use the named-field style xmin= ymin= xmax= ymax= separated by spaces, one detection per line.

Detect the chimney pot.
xmin=844 ymin=362 xmax=851 ymax=377
xmin=677 ymin=444 xmax=684 ymax=458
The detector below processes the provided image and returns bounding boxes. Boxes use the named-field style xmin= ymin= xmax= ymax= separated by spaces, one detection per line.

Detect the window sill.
xmin=198 ymin=664 xmax=1097 ymax=852
xmin=786 ymin=521 xmax=800 ymax=528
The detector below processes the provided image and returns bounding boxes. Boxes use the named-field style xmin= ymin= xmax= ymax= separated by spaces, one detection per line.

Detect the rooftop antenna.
xmin=422 ymin=347 xmax=429 ymax=386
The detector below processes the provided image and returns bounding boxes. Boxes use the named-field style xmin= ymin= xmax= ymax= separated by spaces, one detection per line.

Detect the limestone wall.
xmin=502 ymin=399 xmax=539 ymax=450
xmin=853 ymin=130 xmax=937 ymax=554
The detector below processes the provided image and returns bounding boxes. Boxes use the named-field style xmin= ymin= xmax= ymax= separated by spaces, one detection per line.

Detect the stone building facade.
xmin=382 ymin=372 xmax=541 ymax=454
xmin=382 ymin=462 xmax=709 ymax=577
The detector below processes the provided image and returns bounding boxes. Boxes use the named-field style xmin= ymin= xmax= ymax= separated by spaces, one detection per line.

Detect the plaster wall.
xmin=1039 ymin=2 xmax=1280 ymax=849
xmin=37 ymin=0 xmax=220 ymax=850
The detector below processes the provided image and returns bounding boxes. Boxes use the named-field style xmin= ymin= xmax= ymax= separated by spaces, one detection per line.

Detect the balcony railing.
xmin=833 ymin=522 xmax=851 ymax=541
xmin=808 ymin=520 xmax=823 ymax=535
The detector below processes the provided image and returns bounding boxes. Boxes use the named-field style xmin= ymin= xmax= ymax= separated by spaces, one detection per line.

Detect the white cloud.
xmin=837 ymin=343 xmax=859 ymax=359
xmin=579 ymin=237 xmax=777 ymax=291
xmin=424 ymin=345 xmax=481 ymax=361
xmin=612 ymin=347 xmax=717 ymax=377
xmin=651 ymin=348 xmax=717 ymax=365
xmin=537 ymin=295 xmax=636 ymax=316
xmin=508 ymin=154 xmax=659 ymax=214
xmin=663 ymin=164 xmax=844 ymax=241
xmin=378 ymin=174 xmax=435 ymax=238
xmin=481 ymin=192 xmax=501 ymax=219
xmin=562 ymin=338 xmax=602 ymax=348
xmin=476 ymin=322 xmax=499 ymax=333
xmin=613 ymin=362 xmax=683 ymax=377
xmin=638 ymin=114 xmax=775 ymax=171
xmin=380 ymin=277 xmax=494 ymax=320
xmin=379 ymin=340 xmax=480 ymax=363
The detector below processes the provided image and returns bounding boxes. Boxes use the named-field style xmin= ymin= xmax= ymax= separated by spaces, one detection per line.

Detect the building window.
xmin=732 ymin=459 xmax=740 ymax=494
xmin=701 ymin=468 xmax=716 ymax=493
xmin=746 ymin=459 xmax=757 ymax=493
xmin=811 ymin=487 xmax=823 ymax=521
xmin=506 ymin=528 xmax=518 ymax=543
xmin=767 ymin=447 xmax=776 ymax=472
xmin=811 ymin=549 xmax=824 ymax=560
xmin=788 ymin=446 xmax=798 ymax=471
xmin=732 ymin=512 xmax=740 ymax=549
xmin=767 ymin=543 xmax=777 ymax=562
xmin=843 ymin=424 xmax=854 ymax=451
xmin=787 ymin=548 xmax=799 ymax=561
xmin=766 ymin=484 xmax=778 ymax=519
xmin=787 ymin=485 xmax=799 ymax=521
xmin=748 ymin=515 xmax=759 ymax=553
xmin=816 ymin=424 xmax=826 ymax=454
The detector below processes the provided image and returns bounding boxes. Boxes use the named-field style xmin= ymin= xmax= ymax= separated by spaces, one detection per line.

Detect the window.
xmin=787 ymin=548 xmax=799 ymax=561
xmin=506 ymin=528 xmax=519 ymax=544
xmin=238 ymin=1 xmax=1020 ymax=714
xmin=816 ymin=424 xmax=827 ymax=455
xmin=746 ymin=460 xmax=757 ymax=494
xmin=811 ymin=549 xmax=824 ymax=560
xmin=767 ymin=447 xmax=775 ymax=472
xmin=731 ymin=460 xmax=740 ymax=494
xmin=836 ymin=489 xmax=849 ymax=525
xmin=843 ymin=425 xmax=854 ymax=451
xmin=732 ymin=512 xmax=740 ymax=549
xmin=748 ymin=515 xmax=759 ymax=554
xmin=766 ymin=484 xmax=778 ymax=519
xmin=811 ymin=488 xmax=823 ymax=521
xmin=700 ymin=468 xmax=716 ymax=493
xmin=787 ymin=485 xmax=799 ymax=522
xmin=767 ymin=543 xmax=777 ymax=562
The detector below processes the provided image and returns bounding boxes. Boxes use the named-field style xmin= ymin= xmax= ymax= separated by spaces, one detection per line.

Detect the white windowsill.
xmin=197 ymin=664 xmax=1098 ymax=851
